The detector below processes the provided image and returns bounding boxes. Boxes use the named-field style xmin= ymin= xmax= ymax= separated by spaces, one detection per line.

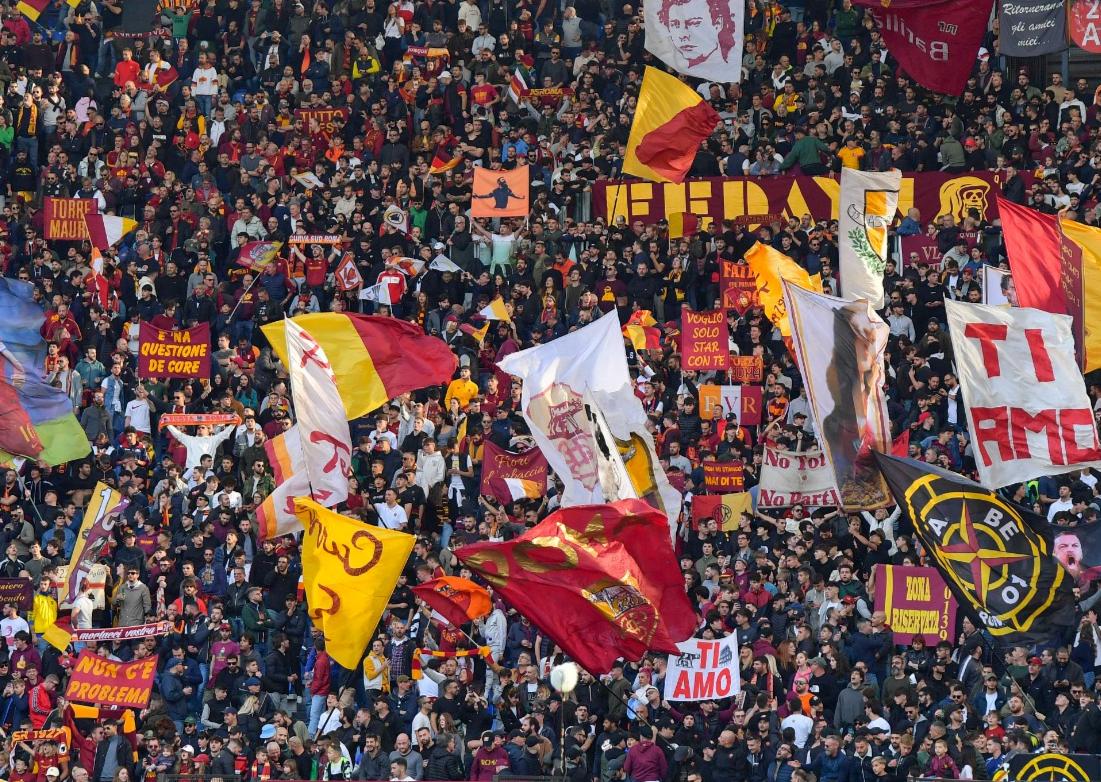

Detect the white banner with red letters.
xmin=664 ymin=633 xmax=741 ymax=702
xmin=945 ymin=300 xmax=1101 ymax=488
xmin=757 ymin=446 xmax=842 ymax=508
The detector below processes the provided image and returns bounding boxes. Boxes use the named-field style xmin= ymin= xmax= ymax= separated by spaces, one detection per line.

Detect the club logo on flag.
xmin=902 ymin=472 xmax=1065 ymax=637
xmin=334 ymin=253 xmax=364 ymax=291
xmin=848 ymin=189 xmax=893 ymax=274
xmin=527 ymin=383 xmax=599 ymax=490
xmin=582 ymin=580 xmax=658 ymax=646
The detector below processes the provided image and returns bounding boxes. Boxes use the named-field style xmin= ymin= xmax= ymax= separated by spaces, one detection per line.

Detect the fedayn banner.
xmin=595 ymin=172 xmax=1009 ymax=230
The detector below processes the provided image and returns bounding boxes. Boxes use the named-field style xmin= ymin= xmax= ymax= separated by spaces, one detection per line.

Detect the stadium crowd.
xmin=2 ymin=0 xmax=1101 ymax=780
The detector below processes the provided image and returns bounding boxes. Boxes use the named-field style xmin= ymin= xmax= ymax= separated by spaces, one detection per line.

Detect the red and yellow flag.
xmin=262 ymin=314 xmax=458 ymax=419
xmin=624 ymin=67 xmax=720 ymax=184
xmin=412 ymin=577 xmax=492 ymax=627
xmin=16 ymin=0 xmax=48 ymax=20
xmin=744 ymin=242 xmax=821 ymax=339
xmin=455 ymin=499 xmax=695 ymax=673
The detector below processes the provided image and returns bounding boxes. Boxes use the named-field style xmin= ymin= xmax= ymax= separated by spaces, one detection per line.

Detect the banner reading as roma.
xmin=43 ymin=198 xmax=96 ymax=240
xmin=681 ymin=310 xmax=728 ymax=371
xmin=596 ymin=172 xmax=1006 ymax=230
xmin=874 ymin=564 xmax=956 ymax=645
xmin=138 ymin=323 xmax=211 ymax=379
xmin=65 ymin=651 xmax=157 ymax=708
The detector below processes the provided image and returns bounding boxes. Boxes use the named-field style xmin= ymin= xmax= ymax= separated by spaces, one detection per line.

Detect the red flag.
xmin=455 ymin=499 xmax=695 ymax=673
xmin=334 ymin=252 xmax=364 ymax=291
xmin=412 ymin=577 xmax=492 ymax=627
xmin=854 ymin=0 xmax=994 ymax=95
xmin=891 ymin=428 xmax=910 ymax=457
xmin=997 ymin=196 xmax=1063 ymax=314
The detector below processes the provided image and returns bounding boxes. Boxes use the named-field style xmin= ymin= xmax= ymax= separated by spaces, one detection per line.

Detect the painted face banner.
xmin=644 ymin=0 xmax=744 ymax=82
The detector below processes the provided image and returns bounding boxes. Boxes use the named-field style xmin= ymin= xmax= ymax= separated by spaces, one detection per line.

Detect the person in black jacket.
xmin=356 ymin=734 xmax=389 ymax=780
xmin=90 ymin=720 xmax=134 ymax=782
xmin=424 ymin=733 xmax=464 ymax=780
xmin=262 ymin=633 xmax=298 ymax=713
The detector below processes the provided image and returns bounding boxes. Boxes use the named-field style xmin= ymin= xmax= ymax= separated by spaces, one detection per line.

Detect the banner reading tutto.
xmin=138 ymin=323 xmax=211 ymax=379
xmin=43 ymin=198 xmax=96 ymax=240
xmin=65 ymin=651 xmax=157 ymax=708
xmin=874 ymin=564 xmax=956 ymax=645
xmin=595 ymin=171 xmax=1007 ymax=229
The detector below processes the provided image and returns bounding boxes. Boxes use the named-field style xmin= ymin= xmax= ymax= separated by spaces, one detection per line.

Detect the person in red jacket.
xmin=112 ymin=48 xmax=140 ymax=89
xmin=28 ymin=674 xmax=58 ymax=729
xmin=622 ymin=726 xmax=667 ymax=782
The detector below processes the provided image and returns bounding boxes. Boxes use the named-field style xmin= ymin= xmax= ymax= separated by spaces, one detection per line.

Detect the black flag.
xmin=874 ymin=453 xmax=1076 ymax=645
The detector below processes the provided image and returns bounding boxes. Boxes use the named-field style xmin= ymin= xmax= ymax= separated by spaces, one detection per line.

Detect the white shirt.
xmin=167 ymin=425 xmax=236 ymax=468
xmin=0 ymin=616 xmax=29 ymax=648
xmin=780 ymin=712 xmax=813 ymax=747
xmin=375 ymin=502 xmax=408 ymax=530
xmin=72 ymin=593 xmax=95 ymax=630
xmin=1048 ymin=497 xmax=1074 ymax=520
xmin=124 ymin=398 xmax=152 ymax=434
xmin=191 ymin=66 xmax=219 ymax=96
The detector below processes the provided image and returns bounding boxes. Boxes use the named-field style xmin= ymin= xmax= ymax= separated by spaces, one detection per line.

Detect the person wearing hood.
xmin=622 ymin=725 xmax=668 ymax=782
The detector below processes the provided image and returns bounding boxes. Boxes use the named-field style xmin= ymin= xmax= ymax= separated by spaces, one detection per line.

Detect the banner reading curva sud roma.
xmin=874 ymin=564 xmax=956 ymax=645
xmin=138 ymin=323 xmax=212 ymax=379
xmin=595 ymin=171 xmax=1013 ymax=230
xmin=65 ymin=651 xmax=158 ymax=708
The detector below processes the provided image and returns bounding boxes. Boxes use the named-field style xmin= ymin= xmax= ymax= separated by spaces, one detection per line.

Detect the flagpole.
xmin=282 ymin=314 xmax=318 ymax=503
xmin=228 ymin=272 xmax=263 ymax=322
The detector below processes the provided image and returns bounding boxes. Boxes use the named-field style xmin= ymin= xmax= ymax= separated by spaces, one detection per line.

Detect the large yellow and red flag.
xmin=624 ymin=66 xmax=720 ymax=183
xmin=744 ymin=242 xmax=821 ymax=339
xmin=295 ymin=497 xmax=414 ymax=669
xmin=455 ymin=499 xmax=695 ymax=673
xmin=262 ymin=314 xmax=458 ymax=420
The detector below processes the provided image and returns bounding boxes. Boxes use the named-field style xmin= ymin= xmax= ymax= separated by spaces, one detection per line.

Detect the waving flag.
xmin=0 ymin=279 xmax=91 ymax=465
xmin=16 ymin=0 xmax=48 ymax=19
xmin=839 ymin=168 xmax=900 ymax=309
xmin=623 ymin=310 xmax=661 ymax=351
xmin=478 ymin=297 xmax=511 ymax=322
xmin=297 ymin=498 xmax=415 ymax=668
xmin=83 ymin=213 xmax=137 ymax=250
xmin=456 ymin=500 xmax=695 ymax=673
xmin=430 ymin=255 xmax=462 ymax=273
xmin=391 ymin=256 xmax=425 ymax=277
xmin=744 ymin=242 xmax=821 ymax=340
xmin=875 ymin=453 xmax=1076 ymax=644
xmin=237 ymin=240 xmax=283 ymax=271
xmin=383 ymin=204 xmax=410 ymax=234
xmin=429 ymin=136 xmax=462 ymax=174
xmin=412 ymin=577 xmax=492 ymax=627
xmin=480 ymin=439 xmax=548 ymax=504
xmin=624 ymin=67 xmax=721 ymax=183
xmin=262 ymin=314 xmax=457 ymax=420
xmin=333 ymin=253 xmax=364 ymax=291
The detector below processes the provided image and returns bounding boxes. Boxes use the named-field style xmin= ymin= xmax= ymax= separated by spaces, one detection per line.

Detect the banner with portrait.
xmin=471 ymin=166 xmax=530 ymax=217
xmin=644 ymin=0 xmax=744 ymax=82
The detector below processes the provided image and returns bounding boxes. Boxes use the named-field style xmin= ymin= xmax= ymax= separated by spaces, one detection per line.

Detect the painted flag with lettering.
xmin=358 ymin=282 xmax=392 ymax=306
xmin=83 ymin=213 xmax=137 ymax=251
xmin=853 ymin=0 xmax=994 ymax=95
xmin=237 ymin=240 xmax=283 ymax=271
xmin=744 ymin=242 xmax=821 ymax=340
xmin=874 ymin=452 xmax=1076 ymax=644
xmin=479 ymin=297 xmax=511 ymax=322
xmin=839 ymin=168 xmax=900 ymax=309
xmin=296 ymin=497 xmax=415 ymax=668
xmin=624 ymin=67 xmax=720 ymax=184
xmin=480 ymin=439 xmax=548 ymax=504
xmin=412 ymin=577 xmax=492 ymax=628
xmin=262 ymin=314 xmax=457 ymax=420
xmin=0 ymin=279 xmax=91 ymax=466
xmin=284 ymin=318 xmax=351 ymax=507
xmin=334 ymin=253 xmax=364 ymax=291
xmin=455 ymin=499 xmax=695 ymax=673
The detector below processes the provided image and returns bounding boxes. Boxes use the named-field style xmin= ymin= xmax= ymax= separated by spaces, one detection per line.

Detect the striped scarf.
xmin=410 ymin=646 xmax=492 ymax=679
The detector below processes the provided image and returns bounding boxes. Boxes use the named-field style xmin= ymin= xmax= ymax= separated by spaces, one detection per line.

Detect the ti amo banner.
xmin=663 ymin=634 xmax=741 ymax=702
xmin=874 ymin=564 xmax=956 ymax=645
xmin=596 ymin=171 xmax=1007 ymax=230
xmin=720 ymin=261 xmax=758 ymax=314
xmin=680 ymin=310 xmax=728 ymax=371
xmin=294 ymin=107 xmax=350 ymax=135
xmin=698 ymin=385 xmax=763 ymax=425
xmin=703 ymin=461 xmax=745 ymax=493
xmin=65 ymin=651 xmax=157 ymax=708
xmin=137 ymin=323 xmax=212 ymax=379
xmin=43 ymin=198 xmax=96 ymax=240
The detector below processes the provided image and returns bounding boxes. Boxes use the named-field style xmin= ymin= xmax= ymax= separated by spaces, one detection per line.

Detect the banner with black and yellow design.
xmin=874 ymin=453 xmax=1076 ymax=645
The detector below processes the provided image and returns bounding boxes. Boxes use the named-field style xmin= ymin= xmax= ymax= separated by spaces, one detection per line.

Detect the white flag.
xmin=944 ymin=300 xmax=1101 ymax=489
xmin=982 ymin=265 xmax=1013 ymax=306
xmin=359 ymin=282 xmax=392 ymax=304
xmin=384 ymin=204 xmax=410 ymax=234
xmin=498 ymin=310 xmax=681 ymax=538
xmin=430 ymin=255 xmax=462 ymax=273
xmin=285 ymin=319 xmax=351 ymax=508
xmin=839 ymin=168 xmax=900 ymax=309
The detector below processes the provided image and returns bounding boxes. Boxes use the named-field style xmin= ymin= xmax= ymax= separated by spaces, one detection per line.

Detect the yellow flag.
xmin=744 ymin=243 xmax=821 ymax=339
xmin=1057 ymin=218 xmax=1101 ymax=373
xmin=42 ymin=623 xmax=71 ymax=652
xmin=719 ymin=493 xmax=753 ymax=531
xmin=295 ymin=497 xmax=415 ymax=669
